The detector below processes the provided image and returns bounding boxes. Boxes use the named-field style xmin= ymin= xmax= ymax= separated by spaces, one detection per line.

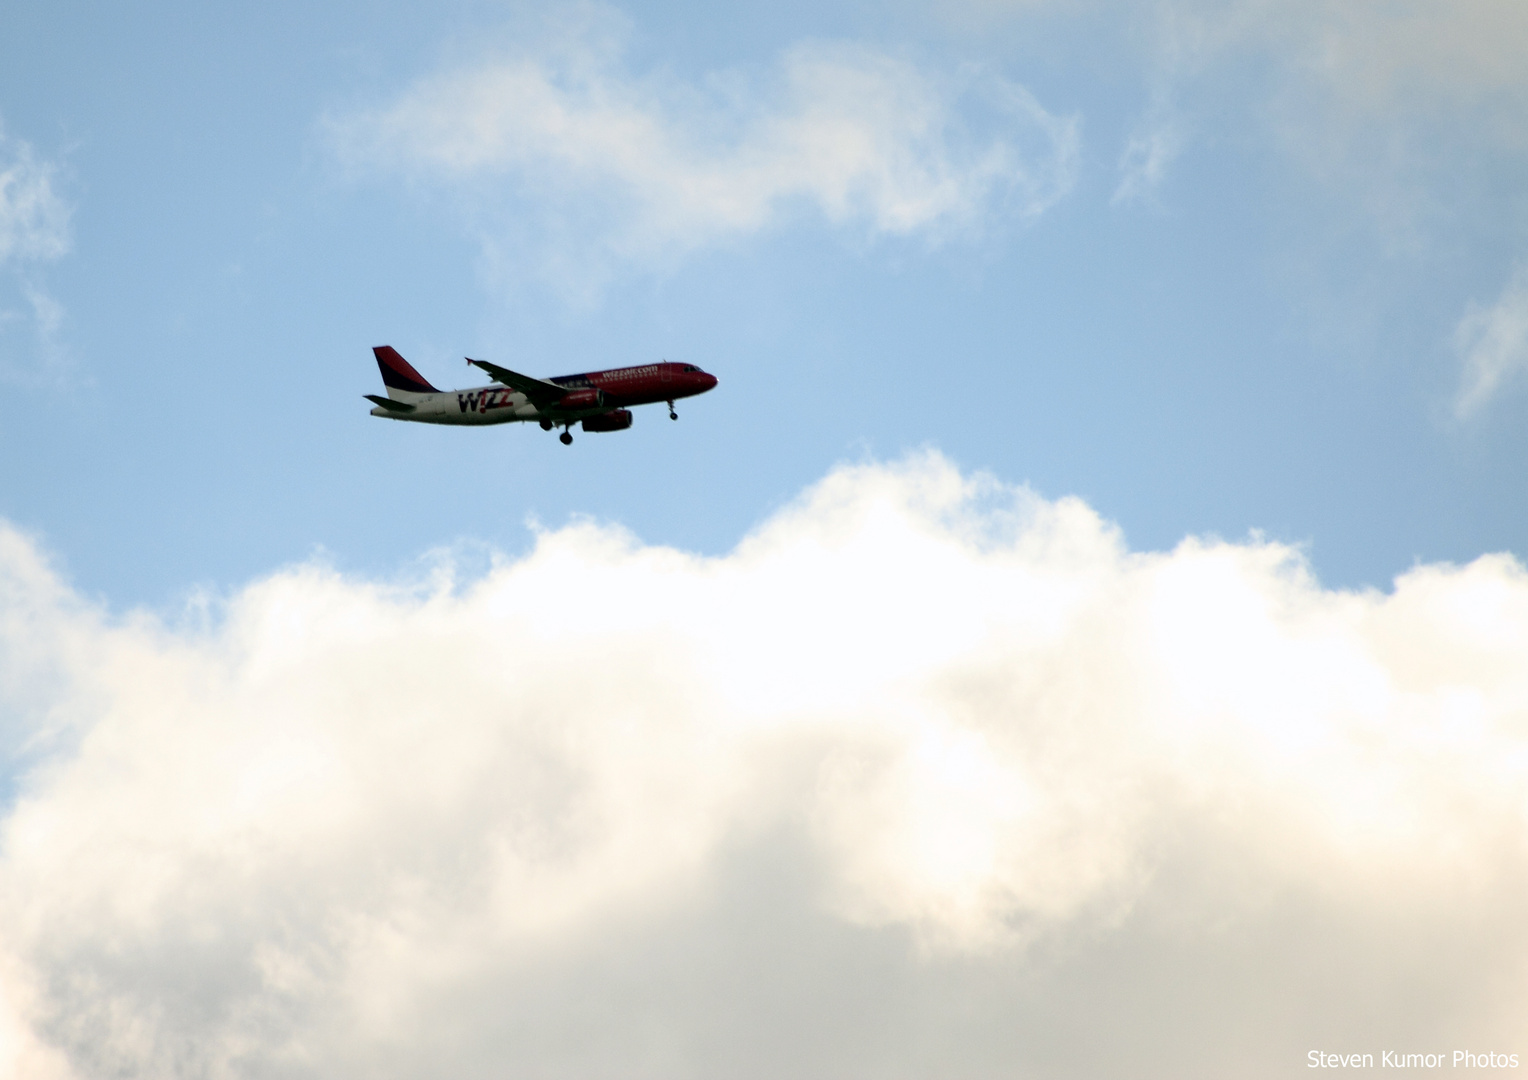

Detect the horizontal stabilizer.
xmin=365 ymin=394 xmax=416 ymax=413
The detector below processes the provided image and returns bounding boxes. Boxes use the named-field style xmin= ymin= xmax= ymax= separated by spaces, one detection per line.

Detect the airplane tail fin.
xmin=373 ymin=346 xmax=440 ymax=399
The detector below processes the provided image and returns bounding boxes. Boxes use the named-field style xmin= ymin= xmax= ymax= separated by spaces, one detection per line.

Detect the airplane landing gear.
xmin=559 ymin=430 xmax=573 ymax=445
xmin=667 ymin=399 xmax=678 ymax=420
xmin=540 ymin=419 xmax=554 ymax=431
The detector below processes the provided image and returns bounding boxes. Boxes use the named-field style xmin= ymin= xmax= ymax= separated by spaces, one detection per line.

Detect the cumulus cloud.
xmin=1454 ymin=263 xmax=1528 ymax=417
xmin=324 ymin=12 xmax=1077 ymax=291
xmin=2 ymin=453 xmax=1527 ymax=1077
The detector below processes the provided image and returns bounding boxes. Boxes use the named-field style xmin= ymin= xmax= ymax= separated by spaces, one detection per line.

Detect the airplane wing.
xmin=467 ymin=358 xmax=568 ymax=405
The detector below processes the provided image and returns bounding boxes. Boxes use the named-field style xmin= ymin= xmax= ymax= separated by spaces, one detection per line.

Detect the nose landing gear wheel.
xmin=667 ymin=399 xmax=678 ymax=420
xmin=559 ymin=431 xmax=573 ymax=445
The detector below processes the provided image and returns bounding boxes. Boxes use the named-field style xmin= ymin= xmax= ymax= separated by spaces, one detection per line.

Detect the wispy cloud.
xmin=1 ymin=453 xmax=1525 ymax=1076
xmin=0 ymin=132 xmax=69 ymax=266
xmin=324 ymin=12 xmax=1078 ymax=295
xmin=1453 ymin=263 xmax=1528 ymax=418
xmin=972 ymin=0 xmax=1528 ymax=236
xmin=960 ymin=0 xmax=1528 ymax=410
xmin=1112 ymin=93 xmax=1187 ymax=205
xmin=0 ymin=122 xmax=71 ymax=377
xmin=970 ymin=0 xmax=1528 ymax=117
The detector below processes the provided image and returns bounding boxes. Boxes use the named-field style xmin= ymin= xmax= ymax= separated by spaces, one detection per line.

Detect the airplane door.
xmin=660 ymin=362 xmax=671 ymax=384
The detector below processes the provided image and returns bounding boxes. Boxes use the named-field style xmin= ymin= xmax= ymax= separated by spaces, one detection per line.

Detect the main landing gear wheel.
xmin=540 ymin=419 xmax=554 ymax=431
xmin=559 ymin=431 xmax=573 ymax=445
xmin=667 ymin=399 xmax=678 ymax=420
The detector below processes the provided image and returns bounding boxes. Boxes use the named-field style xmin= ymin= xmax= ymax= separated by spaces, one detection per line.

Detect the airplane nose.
xmin=704 ymin=373 xmax=718 ymax=390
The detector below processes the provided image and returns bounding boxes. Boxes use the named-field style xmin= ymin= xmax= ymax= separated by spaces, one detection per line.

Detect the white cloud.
xmin=971 ymin=0 xmax=1528 ymax=119
xmin=324 ymin=14 xmax=1078 ymax=289
xmin=0 ymin=123 xmax=71 ymax=376
xmin=0 ymin=126 xmax=69 ymax=267
xmin=950 ymin=1 xmax=1528 ymax=413
xmin=1263 ymin=0 xmax=1528 ymax=122
xmin=1453 ymin=263 xmax=1528 ymax=417
xmin=2 ymin=453 xmax=1526 ymax=1076
xmin=968 ymin=0 xmax=1528 ymax=242
xmin=1112 ymin=93 xmax=1187 ymax=205
xmin=1225 ymin=1 xmax=1528 ymax=245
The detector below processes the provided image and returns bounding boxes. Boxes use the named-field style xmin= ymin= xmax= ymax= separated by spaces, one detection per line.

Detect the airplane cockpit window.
xmin=682 ymin=364 xmax=697 ymax=372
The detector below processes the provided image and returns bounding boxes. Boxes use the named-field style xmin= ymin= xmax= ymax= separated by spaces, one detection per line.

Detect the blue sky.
xmin=4 ymin=2 xmax=1528 ymax=1076
xmin=3 ymin=0 xmax=1526 ymax=606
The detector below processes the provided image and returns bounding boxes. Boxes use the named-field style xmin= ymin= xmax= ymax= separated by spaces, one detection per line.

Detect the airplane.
xmin=364 ymin=346 xmax=718 ymax=445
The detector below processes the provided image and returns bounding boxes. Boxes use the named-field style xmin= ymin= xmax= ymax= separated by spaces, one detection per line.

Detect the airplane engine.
xmin=582 ymin=409 xmax=633 ymax=433
xmin=557 ymin=388 xmax=604 ymax=410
